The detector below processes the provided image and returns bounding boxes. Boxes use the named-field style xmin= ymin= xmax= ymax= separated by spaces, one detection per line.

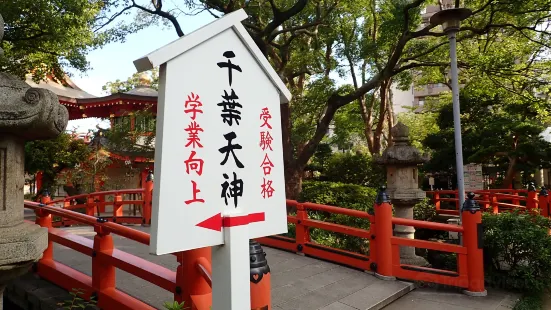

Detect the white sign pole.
xmin=212 ymin=210 xmax=251 ymax=310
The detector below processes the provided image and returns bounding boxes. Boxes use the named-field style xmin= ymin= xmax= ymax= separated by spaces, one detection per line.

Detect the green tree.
xmin=100 ymin=109 xmax=157 ymax=161
xmin=1 ymin=0 xmax=153 ymax=81
xmin=102 ymin=68 xmax=159 ymax=94
xmin=103 ymin=0 xmax=551 ymax=198
xmin=397 ymin=106 xmax=440 ymax=152
xmin=425 ymin=87 xmax=551 ymax=187
xmin=25 ymin=132 xmax=91 ymax=194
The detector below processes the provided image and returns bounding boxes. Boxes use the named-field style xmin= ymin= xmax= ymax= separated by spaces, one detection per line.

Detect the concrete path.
xmin=382 ymin=287 xmax=520 ymax=310
xmin=50 ymin=225 xmax=414 ymax=310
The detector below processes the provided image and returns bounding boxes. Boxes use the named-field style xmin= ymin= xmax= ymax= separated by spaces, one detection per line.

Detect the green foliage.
xmin=1 ymin=0 xmax=152 ymax=81
xmin=323 ymin=152 xmax=385 ymax=187
xmin=58 ymin=288 xmax=96 ymax=309
xmin=100 ymin=109 xmax=156 ymax=161
xmin=24 ymin=132 xmax=91 ymax=193
xmin=514 ymin=294 xmax=543 ymax=310
xmin=299 ymin=181 xmax=377 ymax=254
xmin=413 ymin=198 xmax=437 ymax=222
xmin=329 ymin=103 xmax=367 ymax=151
xmin=483 ymin=211 xmax=551 ymax=293
xmin=101 ymin=0 xmax=551 ymax=197
xmin=163 ymin=300 xmax=188 ymax=310
xmin=308 ymin=143 xmax=333 ymax=173
xmin=397 ymin=108 xmax=440 ymax=153
xmin=102 ymin=68 xmax=159 ymax=94
xmin=424 ymin=88 xmax=551 ymax=185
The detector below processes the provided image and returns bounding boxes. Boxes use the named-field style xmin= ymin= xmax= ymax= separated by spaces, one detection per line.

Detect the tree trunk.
xmin=284 ymin=165 xmax=303 ymax=200
xmin=386 ymin=83 xmax=395 ymax=147
xmin=372 ymin=79 xmax=389 ymax=154
xmin=503 ymin=157 xmax=517 ymax=188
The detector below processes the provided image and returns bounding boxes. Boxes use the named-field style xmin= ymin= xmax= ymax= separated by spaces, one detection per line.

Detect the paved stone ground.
xmin=382 ymin=287 xmax=520 ymax=310
xmin=49 ymin=225 xmax=414 ymax=310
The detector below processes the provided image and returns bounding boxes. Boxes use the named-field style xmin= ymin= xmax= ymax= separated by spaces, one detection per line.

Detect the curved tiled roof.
xmin=25 ymin=74 xmax=97 ymax=99
xmin=25 ymin=73 xmax=158 ymax=120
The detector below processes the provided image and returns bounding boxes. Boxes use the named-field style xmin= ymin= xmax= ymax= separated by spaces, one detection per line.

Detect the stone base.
xmin=0 ymin=221 xmax=47 ymax=266
xmin=1 ymin=260 xmax=35 ymax=310
xmin=374 ymin=273 xmax=396 ymax=281
xmin=462 ymin=289 xmax=488 ymax=297
xmin=5 ymin=272 xmax=100 ymax=310
xmin=401 ymin=255 xmax=430 ymax=267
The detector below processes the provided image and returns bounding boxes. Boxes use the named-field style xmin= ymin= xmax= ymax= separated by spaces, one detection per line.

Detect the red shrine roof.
xmin=26 ymin=73 xmax=157 ymax=120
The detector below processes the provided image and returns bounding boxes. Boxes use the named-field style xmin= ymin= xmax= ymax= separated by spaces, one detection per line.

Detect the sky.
xmin=65 ymin=7 xmax=215 ymax=133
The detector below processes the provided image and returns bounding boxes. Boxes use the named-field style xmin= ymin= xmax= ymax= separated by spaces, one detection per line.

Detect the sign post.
xmin=134 ymin=9 xmax=292 ymax=309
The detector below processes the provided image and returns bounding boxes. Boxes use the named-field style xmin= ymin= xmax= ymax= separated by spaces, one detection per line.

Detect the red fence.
xmin=24 ymin=185 xmax=492 ymax=308
xmin=26 ymin=198 xmax=210 ymax=310
xmin=44 ymin=179 xmax=153 ymax=227
xmin=426 ymin=188 xmax=549 ymax=216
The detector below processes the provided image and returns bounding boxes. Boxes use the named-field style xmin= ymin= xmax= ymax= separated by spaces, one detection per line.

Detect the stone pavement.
xmin=383 ymin=287 xmax=520 ymax=310
xmin=50 ymin=225 xmax=414 ymax=310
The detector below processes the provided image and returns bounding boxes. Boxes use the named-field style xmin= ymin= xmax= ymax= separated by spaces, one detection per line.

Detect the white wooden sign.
xmin=134 ymin=9 xmax=291 ymax=256
xmin=463 ymin=163 xmax=483 ymax=191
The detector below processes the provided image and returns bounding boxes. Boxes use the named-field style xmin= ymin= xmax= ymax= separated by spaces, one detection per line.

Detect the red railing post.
xmin=374 ymin=187 xmax=394 ymax=280
xmin=35 ymin=204 xmax=53 ymax=262
xmin=539 ymin=187 xmax=549 ymax=218
xmin=491 ymin=195 xmax=499 ymax=214
xmin=482 ymin=193 xmax=490 ymax=211
xmin=461 ymin=193 xmax=487 ymax=296
xmin=434 ymin=192 xmax=441 ymax=213
xmin=41 ymin=192 xmax=51 ymax=205
xmin=513 ymin=192 xmax=520 ymax=206
xmin=86 ymin=195 xmax=95 ymax=216
xmin=175 ymin=247 xmax=212 ymax=309
xmin=142 ymin=171 xmax=153 ymax=226
xmin=99 ymin=195 xmax=106 ymax=214
xmin=295 ymin=203 xmax=309 ymax=254
xmin=92 ymin=223 xmax=116 ymax=298
xmin=114 ymin=194 xmax=123 ymax=217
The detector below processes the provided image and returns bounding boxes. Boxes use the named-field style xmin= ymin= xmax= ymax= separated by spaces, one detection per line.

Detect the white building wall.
xmin=391 ymin=83 xmax=415 ymax=114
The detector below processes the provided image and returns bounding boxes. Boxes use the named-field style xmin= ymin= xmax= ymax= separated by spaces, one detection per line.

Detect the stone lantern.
xmin=375 ymin=122 xmax=429 ymax=266
xmin=0 ymin=13 xmax=69 ymax=309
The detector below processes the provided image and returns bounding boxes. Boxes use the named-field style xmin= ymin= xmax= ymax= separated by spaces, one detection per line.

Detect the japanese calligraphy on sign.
xmin=139 ymin=11 xmax=291 ymax=255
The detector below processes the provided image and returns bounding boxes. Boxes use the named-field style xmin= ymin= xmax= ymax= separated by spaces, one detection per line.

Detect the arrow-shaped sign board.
xmin=135 ymin=10 xmax=291 ymax=255
xmin=196 ymin=212 xmax=266 ymax=232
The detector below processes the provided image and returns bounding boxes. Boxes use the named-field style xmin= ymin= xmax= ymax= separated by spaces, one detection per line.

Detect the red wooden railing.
xmin=426 ymin=188 xmax=548 ymax=216
xmin=44 ymin=179 xmax=153 ymax=227
xmin=24 ymin=185 xmax=492 ymax=308
xmin=26 ymin=200 xmax=211 ymax=310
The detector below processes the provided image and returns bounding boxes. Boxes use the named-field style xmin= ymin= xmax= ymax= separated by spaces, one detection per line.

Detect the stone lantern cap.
xmin=374 ymin=122 xmax=429 ymax=165
xmin=0 ymin=73 xmax=69 ymax=140
xmin=0 ymin=14 xmax=68 ymax=140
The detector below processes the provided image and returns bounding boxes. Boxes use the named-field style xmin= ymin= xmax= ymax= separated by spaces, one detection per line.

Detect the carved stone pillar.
xmin=0 ymin=13 xmax=70 ymax=308
xmin=375 ymin=122 xmax=429 ymax=266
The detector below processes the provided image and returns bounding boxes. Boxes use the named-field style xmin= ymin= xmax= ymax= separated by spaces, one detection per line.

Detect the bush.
xmin=322 ymin=152 xmax=385 ymax=187
xmin=298 ymin=181 xmax=377 ymax=254
xmin=413 ymin=197 xmax=437 ymax=222
xmin=483 ymin=210 xmax=551 ymax=293
xmin=514 ymin=294 xmax=542 ymax=310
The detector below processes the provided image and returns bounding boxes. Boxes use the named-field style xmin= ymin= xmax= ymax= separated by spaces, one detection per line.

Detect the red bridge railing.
xmin=25 ymin=185 xmax=493 ymax=307
xmin=26 ymin=199 xmax=211 ymax=310
xmin=43 ymin=180 xmax=153 ymax=227
xmin=426 ymin=188 xmax=548 ymax=216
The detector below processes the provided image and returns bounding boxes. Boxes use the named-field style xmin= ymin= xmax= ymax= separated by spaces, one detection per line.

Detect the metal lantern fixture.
xmin=429 ymin=4 xmax=472 ymax=222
